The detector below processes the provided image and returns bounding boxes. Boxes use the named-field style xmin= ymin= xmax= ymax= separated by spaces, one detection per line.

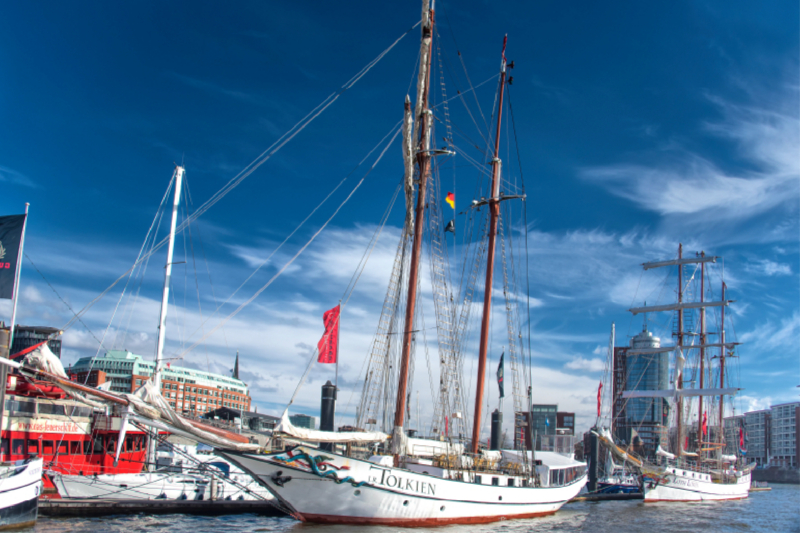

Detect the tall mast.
xmin=153 ymin=165 xmax=184 ymax=390
xmin=718 ymin=280 xmax=726 ymax=457
xmin=470 ymin=37 xmax=508 ymax=456
xmin=697 ymin=252 xmax=705 ymax=453
xmin=393 ymin=0 xmax=434 ymax=465
xmin=676 ymin=243 xmax=683 ymax=455
xmin=146 ymin=165 xmax=183 ymax=471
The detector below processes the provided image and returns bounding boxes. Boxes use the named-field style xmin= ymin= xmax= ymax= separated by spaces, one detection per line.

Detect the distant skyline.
xmin=1 ymin=1 xmax=797 ymax=435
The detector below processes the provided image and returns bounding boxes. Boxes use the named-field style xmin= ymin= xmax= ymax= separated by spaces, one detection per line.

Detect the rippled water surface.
xmin=26 ymin=484 xmax=800 ymax=533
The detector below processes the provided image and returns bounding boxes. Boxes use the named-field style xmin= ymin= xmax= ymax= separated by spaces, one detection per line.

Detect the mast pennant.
xmin=0 ymin=214 xmax=26 ymax=299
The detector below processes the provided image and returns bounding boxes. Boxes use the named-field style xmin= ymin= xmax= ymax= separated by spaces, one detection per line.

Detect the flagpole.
xmin=8 ymin=203 xmax=30 ymax=351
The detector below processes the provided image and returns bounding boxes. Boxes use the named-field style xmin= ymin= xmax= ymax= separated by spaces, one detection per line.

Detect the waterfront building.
xmin=515 ymin=405 xmax=574 ymax=454
xmin=622 ymin=325 xmax=669 ymax=457
xmin=70 ymin=350 xmax=251 ymax=415
xmin=744 ymin=410 xmax=771 ymax=466
xmin=205 ymin=407 xmax=279 ymax=433
xmin=10 ymin=325 xmax=62 ymax=358
xmin=290 ymin=413 xmax=316 ymax=429
xmin=770 ymin=401 xmax=799 ymax=467
xmin=611 ymin=345 xmax=628 ymax=443
xmin=556 ymin=412 xmax=575 ymax=435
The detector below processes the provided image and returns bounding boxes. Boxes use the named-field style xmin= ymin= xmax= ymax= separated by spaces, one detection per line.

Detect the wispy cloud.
xmin=580 ymin=81 xmax=800 ymax=232
xmin=0 ymin=165 xmax=37 ymax=188
xmin=743 ymin=258 xmax=792 ymax=276
xmin=565 ymin=357 xmax=605 ymax=372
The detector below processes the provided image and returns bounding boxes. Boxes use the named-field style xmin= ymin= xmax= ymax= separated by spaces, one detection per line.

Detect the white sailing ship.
xmin=217 ymin=0 xmax=586 ymax=525
xmin=596 ymin=245 xmax=753 ymax=502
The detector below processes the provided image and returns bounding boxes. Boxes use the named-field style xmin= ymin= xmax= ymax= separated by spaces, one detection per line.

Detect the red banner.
xmin=701 ymin=411 xmax=708 ymax=436
xmin=597 ymin=381 xmax=603 ymax=417
xmin=317 ymin=305 xmax=340 ymax=364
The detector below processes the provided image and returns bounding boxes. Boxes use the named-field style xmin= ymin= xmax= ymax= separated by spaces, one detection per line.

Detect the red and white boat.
xmin=1 ymin=373 xmax=148 ymax=497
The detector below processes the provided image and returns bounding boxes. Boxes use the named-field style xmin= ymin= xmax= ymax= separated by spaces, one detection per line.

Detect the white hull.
xmin=219 ymin=446 xmax=586 ymax=526
xmin=52 ymin=472 xmax=207 ymax=500
xmin=51 ymin=470 xmax=273 ymax=501
xmin=0 ymin=458 xmax=42 ymax=529
xmin=643 ymin=466 xmax=750 ymax=502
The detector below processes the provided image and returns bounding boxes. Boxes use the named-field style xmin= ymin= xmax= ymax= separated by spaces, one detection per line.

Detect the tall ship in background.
xmin=597 ymin=244 xmax=753 ymax=501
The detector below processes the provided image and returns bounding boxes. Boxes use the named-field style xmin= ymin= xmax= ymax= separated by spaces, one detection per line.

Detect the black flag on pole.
xmin=0 ymin=214 xmax=26 ymax=299
xmin=496 ymin=351 xmax=505 ymax=399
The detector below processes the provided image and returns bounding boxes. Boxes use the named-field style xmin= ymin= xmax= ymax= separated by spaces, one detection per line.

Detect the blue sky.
xmin=1 ymin=1 xmax=797 ymax=435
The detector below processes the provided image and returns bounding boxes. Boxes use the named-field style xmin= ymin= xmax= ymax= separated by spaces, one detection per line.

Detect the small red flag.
xmin=445 ymin=415 xmax=449 ymax=436
xmin=317 ymin=305 xmax=340 ymax=364
xmin=701 ymin=411 xmax=708 ymax=436
xmin=739 ymin=427 xmax=745 ymax=448
xmin=445 ymin=192 xmax=455 ymax=209
xmin=597 ymin=381 xmax=603 ymax=417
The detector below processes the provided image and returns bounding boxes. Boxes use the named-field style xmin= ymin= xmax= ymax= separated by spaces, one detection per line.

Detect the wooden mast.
xmin=470 ymin=37 xmax=508 ymax=456
xmin=393 ymin=0 xmax=434 ymax=465
xmin=697 ymin=252 xmax=705 ymax=453
xmin=676 ymin=243 xmax=683 ymax=456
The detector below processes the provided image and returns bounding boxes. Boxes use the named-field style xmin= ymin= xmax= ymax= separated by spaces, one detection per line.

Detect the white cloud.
xmin=580 ymin=82 xmax=800 ymax=233
xmin=743 ymin=259 xmax=792 ymax=276
xmin=564 ymin=357 xmax=605 ymax=372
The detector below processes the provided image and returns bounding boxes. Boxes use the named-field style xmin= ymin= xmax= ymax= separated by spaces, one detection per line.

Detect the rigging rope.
xmin=59 ymin=21 xmax=420 ymax=334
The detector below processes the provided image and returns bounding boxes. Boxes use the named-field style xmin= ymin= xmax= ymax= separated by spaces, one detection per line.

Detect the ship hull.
xmin=0 ymin=458 xmax=42 ymax=530
xmin=218 ymin=446 xmax=586 ymax=526
xmin=643 ymin=467 xmax=750 ymax=502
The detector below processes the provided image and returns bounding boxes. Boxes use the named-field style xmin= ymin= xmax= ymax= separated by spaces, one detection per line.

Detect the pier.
xmin=39 ymin=498 xmax=286 ymax=517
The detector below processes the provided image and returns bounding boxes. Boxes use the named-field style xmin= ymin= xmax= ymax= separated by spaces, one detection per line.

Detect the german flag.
xmin=445 ymin=192 xmax=455 ymax=209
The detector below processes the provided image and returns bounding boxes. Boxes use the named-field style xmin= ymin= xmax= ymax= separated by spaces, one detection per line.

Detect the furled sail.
xmin=275 ymin=411 xmax=388 ymax=443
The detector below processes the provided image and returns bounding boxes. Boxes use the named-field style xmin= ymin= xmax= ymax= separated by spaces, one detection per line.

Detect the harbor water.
xmin=28 ymin=484 xmax=799 ymax=533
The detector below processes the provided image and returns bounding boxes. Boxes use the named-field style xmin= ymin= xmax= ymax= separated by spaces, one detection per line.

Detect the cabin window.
xmin=28 ymin=440 xmax=39 ymax=455
xmin=39 ymin=403 xmax=66 ymax=416
xmin=126 ymin=436 xmax=135 ymax=453
xmin=92 ymin=437 xmax=103 ymax=454
xmin=0 ymin=439 xmax=9 ymax=459
xmin=508 ymin=479 xmax=515 ymax=487
xmin=70 ymin=442 xmax=81 ymax=455
xmin=475 ymin=475 xmax=482 ymax=484
xmin=83 ymin=440 xmax=91 ymax=455
xmin=12 ymin=439 xmax=24 ymax=456
xmin=522 ymin=479 xmax=529 ymax=487
xmin=106 ymin=437 xmax=117 ymax=453
xmin=8 ymin=399 xmax=35 ymax=414
xmin=491 ymin=477 xmax=499 ymax=486
xmin=58 ymin=442 xmax=68 ymax=455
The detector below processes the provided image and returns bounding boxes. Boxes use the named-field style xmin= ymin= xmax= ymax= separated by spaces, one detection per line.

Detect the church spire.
xmin=233 ymin=351 xmax=240 ymax=380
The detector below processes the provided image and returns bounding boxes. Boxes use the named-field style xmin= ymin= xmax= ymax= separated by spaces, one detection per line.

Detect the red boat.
xmin=1 ymin=373 xmax=148 ymax=498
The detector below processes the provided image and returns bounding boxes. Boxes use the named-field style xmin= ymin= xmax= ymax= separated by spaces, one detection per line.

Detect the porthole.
xmin=440 ymin=506 xmax=445 ymax=512
xmin=354 ymin=490 xmax=361 ymax=496
xmin=498 ymin=496 xmax=503 ymax=501
xmin=403 ymin=500 xmax=409 ymax=506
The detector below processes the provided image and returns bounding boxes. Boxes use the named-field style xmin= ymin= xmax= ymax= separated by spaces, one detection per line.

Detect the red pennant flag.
xmin=739 ymin=427 xmax=745 ymax=448
xmin=445 ymin=415 xmax=449 ymax=436
xmin=702 ymin=411 xmax=708 ymax=436
xmin=317 ymin=305 xmax=340 ymax=364
xmin=597 ymin=381 xmax=603 ymax=417
xmin=445 ymin=192 xmax=455 ymax=209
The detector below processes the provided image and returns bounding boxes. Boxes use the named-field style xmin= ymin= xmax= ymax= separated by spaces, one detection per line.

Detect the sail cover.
xmin=275 ymin=411 xmax=387 ymax=443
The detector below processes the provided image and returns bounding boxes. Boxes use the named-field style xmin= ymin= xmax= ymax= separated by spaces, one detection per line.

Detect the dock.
xmin=569 ymin=492 xmax=643 ymax=502
xmin=39 ymin=498 xmax=287 ymax=517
